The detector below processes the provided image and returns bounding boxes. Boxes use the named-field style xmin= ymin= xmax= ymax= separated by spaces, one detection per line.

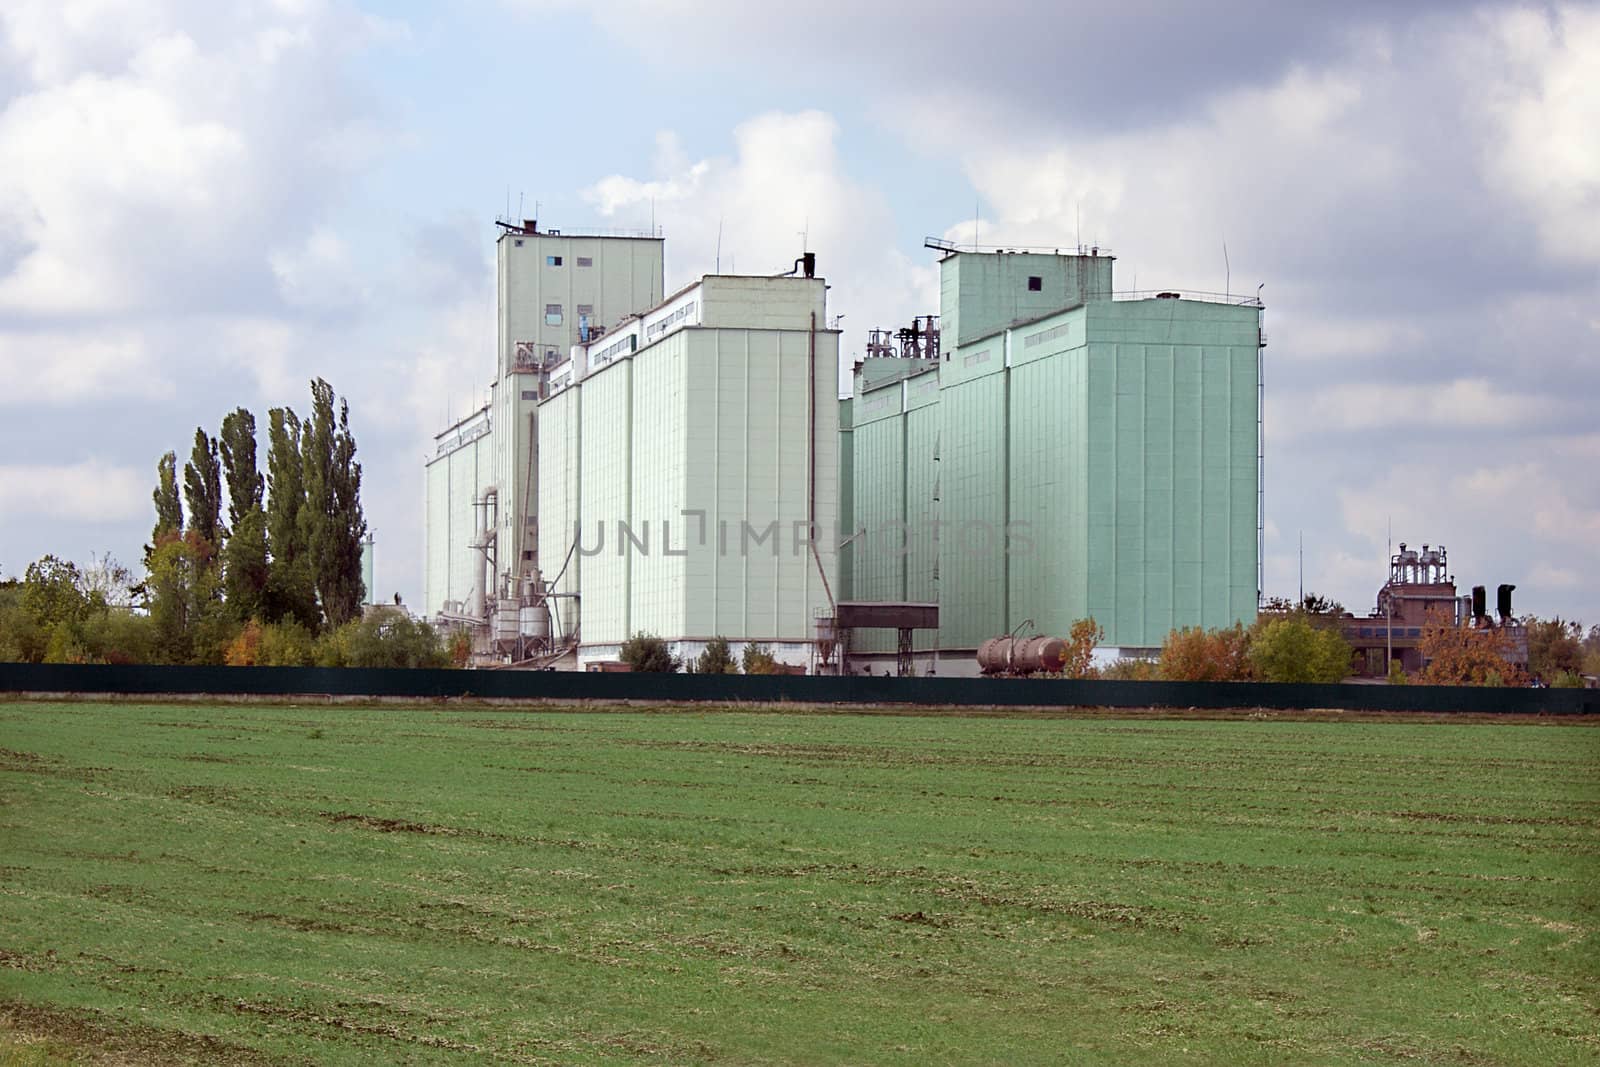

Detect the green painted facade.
xmin=842 ymin=251 xmax=1260 ymax=652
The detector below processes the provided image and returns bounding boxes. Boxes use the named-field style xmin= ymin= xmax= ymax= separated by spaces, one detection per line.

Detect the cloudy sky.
xmin=1 ymin=0 xmax=1596 ymax=624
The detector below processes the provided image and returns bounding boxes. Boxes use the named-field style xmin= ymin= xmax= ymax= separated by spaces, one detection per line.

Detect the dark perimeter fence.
xmin=0 ymin=663 xmax=1593 ymax=715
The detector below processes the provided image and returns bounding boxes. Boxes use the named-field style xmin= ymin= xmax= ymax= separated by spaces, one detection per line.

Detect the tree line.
xmin=613 ymin=600 xmax=1598 ymax=685
xmin=0 ymin=379 xmax=449 ymax=668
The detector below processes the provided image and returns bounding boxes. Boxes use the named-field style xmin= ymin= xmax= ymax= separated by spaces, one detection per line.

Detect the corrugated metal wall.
xmin=535 ymin=388 xmax=581 ymax=642
xmin=577 ymin=359 xmax=633 ymax=645
xmin=848 ymin=296 xmax=1260 ymax=655
xmin=422 ymin=426 xmax=492 ymax=619
xmin=535 ymin=319 xmax=840 ymax=653
xmin=630 ymin=331 xmax=689 ymax=638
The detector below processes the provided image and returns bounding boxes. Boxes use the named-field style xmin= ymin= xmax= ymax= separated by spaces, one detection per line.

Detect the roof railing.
xmin=1111 ymin=288 xmax=1263 ymax=308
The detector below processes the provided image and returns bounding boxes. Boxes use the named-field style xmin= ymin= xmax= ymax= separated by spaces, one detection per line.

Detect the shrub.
xmin=344 ymin=612 xmax=449 ymax=669
xmin=695 ymin=637 xmax=737 ymax=675
xmin=78 ymin=610 xmax=155 ymax=665
xmin=1062 ymin=618 xmax=1103 ymax=680
xmin=1551 ymin=671 xmax=1585 ymax=689
xmin=42 ymin=624 xmax=90 ymax=664
xmin=1159 ymin=624 xmax=1252 ymax=681
xmin=1387 ymin=660 xmax=1409 ymax=686
xmin=225 ymin=620 xmax=265 ymax=666
xmin=1101 ymin=657 xmax=1159 ymax=681
xmin=259 ymin=620 xmax=316 ymax=666
xmin=313 ymin=622 xmax=353 ymax=667
xmin=741 ymin=642 xmax=779 ymax=675
xmin=1248 ymin=618 xmax=1351 ymax=683
xmin=447 ymin=629 xmax=472 ymax=668
xmin=621 ymin=632 xmax=681 ymax=673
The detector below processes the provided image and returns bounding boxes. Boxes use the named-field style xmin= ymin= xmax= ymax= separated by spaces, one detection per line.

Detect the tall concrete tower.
xmin=423 ymin=220 xmax=663 ymax=623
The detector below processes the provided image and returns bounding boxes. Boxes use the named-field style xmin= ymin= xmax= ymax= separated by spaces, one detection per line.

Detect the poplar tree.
xmin=150 ymin=451 xmax=184 ymax=554
xmin=264 ymin=407 xmax=317 ymax=629
xmin=220 ymin=408 xmax=269 ymax=622
xmin=299 ymin=378 xmax=367 ymax=627
xmin=182 ymin=427 xmax=224 ymax=549
xmin=219 ymin=408 xmax=264 ymax=527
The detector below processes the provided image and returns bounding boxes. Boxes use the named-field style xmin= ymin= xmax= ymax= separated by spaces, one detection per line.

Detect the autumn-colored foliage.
xmin=1418 ymin=614 xmax=1529 ymax=687
xmin=1062 ymin=618 xmax=1103 ymax=679
xmin=1524 ymin=617 xmax=1584 ymax=681
xmin=224 ymin=619 xmax=264 ymax=666
xmin=1159 ymin=624 xmax=1253 ymax=681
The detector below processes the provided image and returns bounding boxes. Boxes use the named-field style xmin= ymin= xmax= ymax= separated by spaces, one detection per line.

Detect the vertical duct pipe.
xmin=807 ymin=309 xmax=837 ymax=632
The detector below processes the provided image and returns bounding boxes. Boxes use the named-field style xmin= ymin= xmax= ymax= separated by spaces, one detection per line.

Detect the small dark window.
xmin=576 ymin=304 xmax=594 ymax=316
xmin=522 ymin=550 xmax=534 ymax=561
xmin=1027 ymin=276 xmax=1042 ymax=291
xmin=513 ymin=238 xmax=524 ymax=247
xmin=547 ymin=255 xmax=563 ymax=266
xmin=520 ymin=390 xmax=538 ymax=400
xmin=576 ymin=256 xmax=593 ymax=267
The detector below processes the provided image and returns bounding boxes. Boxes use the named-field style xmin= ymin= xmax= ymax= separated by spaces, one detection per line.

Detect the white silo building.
xmin=425 ymin=221 xmax=839 ymax=670
xmin=425 ymin=220 xmax=665 ymax=643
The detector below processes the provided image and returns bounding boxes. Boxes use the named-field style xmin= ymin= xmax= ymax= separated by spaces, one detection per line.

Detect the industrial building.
xmin=424 ymin=221 xmax=838 ymax=668
xmin=1336 ymin=543 xmax=1528 ymax=677
xmin=425 ymin=221 xmax=665 ymax=650
xmin=838 ymin=242 xmax=1264 ymax=672
xmin=427 ymin=218 xmax=1262 ymax=673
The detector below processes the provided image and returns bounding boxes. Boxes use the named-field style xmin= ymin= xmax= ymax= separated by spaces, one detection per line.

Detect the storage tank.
xmin=1017 ymin=636 xmax=1068 ymax=674
xmin=977 ymin=636 xmax=1015 ymax=674
xmin=977 ymin=635 xmax=1070 ymax=675
xmin=520 ymin=602 xmax=551 ymax=646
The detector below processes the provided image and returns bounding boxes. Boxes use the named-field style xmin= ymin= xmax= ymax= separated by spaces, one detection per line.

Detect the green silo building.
xmin=840 ymin=246 xmax=1263 ymax=670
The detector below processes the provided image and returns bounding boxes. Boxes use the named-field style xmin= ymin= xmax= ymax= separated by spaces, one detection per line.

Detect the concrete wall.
xmin=497 ymin=231 xmax=664 ymax=376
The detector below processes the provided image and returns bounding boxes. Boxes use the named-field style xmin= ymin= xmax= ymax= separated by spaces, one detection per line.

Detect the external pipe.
xmin=807 ymin=309 xmax=837 ymax=626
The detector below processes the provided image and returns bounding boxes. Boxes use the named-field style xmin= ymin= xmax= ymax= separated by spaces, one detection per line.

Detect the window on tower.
xmin=547 ymin=255 xmax=563 ymax=266
xmin=545 ymin=304 xmax=563 ymax=326
xmin=1027 ymin=276 xmax=1042 ymax=291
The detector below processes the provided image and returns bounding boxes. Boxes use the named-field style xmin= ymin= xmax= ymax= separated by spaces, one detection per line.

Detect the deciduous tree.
xmin=1249 ymin=617 xmax=1351 ymax=683
xmin=219 ymin=407 xmax=264 ymax=529
xmin=1419 ymin=615 xmax=1529 ymax=687
xmin=1159 ymin=624 xmax=1253 ymax=681
xmin=149 ymin=451 xmax=183 ymax=564
xmin=265 ymin=406 xmax=317 ymax=629
xmin=1524 ymin=616 xmax=1583 ymax=681
xmin=1062 ymin=618 xmax=1103 ymax=679
xmin=183 ymin=427 xmax=225 ymax=549
xmin=223 ymin=507 xmax=270 ymax=622
xmin=299 ymin=378 xmax=366 ymax=627
xmin=144 ymin=532 xmax=235 ymax=665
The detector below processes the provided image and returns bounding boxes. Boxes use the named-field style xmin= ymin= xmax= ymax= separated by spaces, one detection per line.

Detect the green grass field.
xmin=1 ymin=701 xmax=1596 ymax=1065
